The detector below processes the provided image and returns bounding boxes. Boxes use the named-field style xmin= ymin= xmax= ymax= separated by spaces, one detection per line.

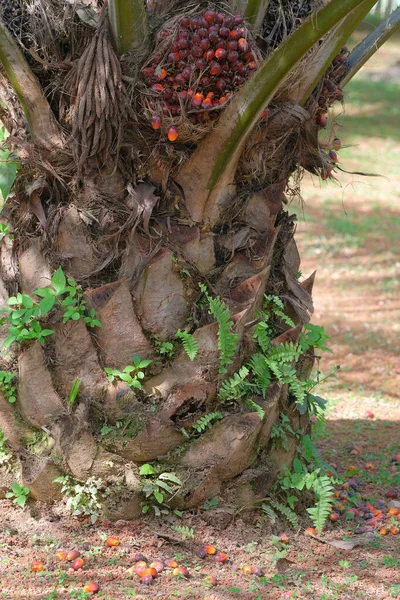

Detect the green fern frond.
xmin=265 ymin=295 xmax=295 ymax=328
xmin=261 ymin=503 xmax=278 ymax=524
xmin=307 ymin=475 xmax=335 ymax=533
xmin=253 ymin=320 xmax=271 ymax=353
xmin=248 ymin=352 xmax=271 ymax=397
xmin=170 ymin=525 xmax=195 ymax=539
xmin=246 ymin=398 xmax=265 ymax=420
xmin=175 ymin=329 xmax=199 ymax=361
xmin=199 ymin=284 xmax=238 ymax=373
xmin=270 ymin=499 xmax=299 ymax=529
xmin=268 ymin=342 xmax=300 ymax=364
xmin=218 ymin=366 xmax=250 ymax=402
xmin=192 ymin=412 xmax=223 ymax=433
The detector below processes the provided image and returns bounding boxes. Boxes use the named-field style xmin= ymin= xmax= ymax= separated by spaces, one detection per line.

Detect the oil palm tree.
xmin=0 ymin=0 xmax=399 ymax=517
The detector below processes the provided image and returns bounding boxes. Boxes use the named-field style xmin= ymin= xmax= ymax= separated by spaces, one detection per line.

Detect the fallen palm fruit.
xmin=83 ymin=582 xmax=100 ymax=594
xmin=31 ymin=561 xmax=44 ymax=572
xmin=72 ymin=558 xmax=85 ymax=570
xmin=105 ymin=536 xmax=120 ymax=547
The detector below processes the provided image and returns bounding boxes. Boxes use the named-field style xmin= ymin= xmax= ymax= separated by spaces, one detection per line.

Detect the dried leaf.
xmin=310 ymin=534 xmax=372 ymax=550
xmin=388 ymin=500 xmax=400 ymax=509
xmin=276 ymin=557 xmax=297 ymax=573
xmin=126 ymin=183 xmax=160 ymax=234
xmin=29 ymin=192 xmax=47 ymax=229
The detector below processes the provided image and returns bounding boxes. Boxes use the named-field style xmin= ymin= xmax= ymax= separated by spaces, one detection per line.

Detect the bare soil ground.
xmin=1 ymin=34 xmax=400 ymax=600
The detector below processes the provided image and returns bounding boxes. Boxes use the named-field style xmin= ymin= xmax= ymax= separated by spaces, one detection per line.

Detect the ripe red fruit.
xmin=329 ymin=149 xmax=338 ymax=162
xmin=260 ymin=107 xmax=270 ymax=119
xmin=216 ymin=12 xmax=225 ymax=23
xmin=202 ymin=98 xmax=213 ymax=109
xmin=208 ymin=31 xmax=219 ymax=44
xmin=227 ymin=51 xmax=239 ymax=63
xmin=215 ymin=48 xmax=227 ymax=60
xmin=192 ymin=33 xmax=201 ymax=45
xmin=204 ymin=49 xmax=215 ymax=61
xmin=192 ymin=93 xmax=204 ymax=108
xmin=251 ymin=566 xmax=264 ymax=577
xmin=204 ymin=10 xmax=216 ymax=24
xmin=180 ymin=17 xmax=190 ymax=27
xmin=145 ymin=567 xmax=158 ymax=578
xmin=159 ymin=29 xmax=170 ymax=39
xmin=72 ymin=558 xmax=85 ymax=571
xmin=321 ymin=169 xmax=333 ymax=180
xmin=164 ymin=558 xmax=179 ymax=568
xmin=305 ymin=527 xmax=316 ymax=536
xmin=387 ymin=489 xmax=398 ymax=499
xmin=142 ymin=67 xmax=154 ymax=79
xmin=214 ymin=552 xmax=228 ymax=563
xmin=151 ymin=83 xmax=164 ymax=94
xmin=316 ymin=113 xmax=328 ymax=127
xmin=56 ymin=551 xmax=67 ymax=561
xmin=191 ymin=46 xmax=203 ymax=58
xmin=106 ymin=536 xmax=120 ymax=547
xmin=67 ymin=551 xmax=81 ymax=561
xmin=279 ymin=532 xmax=289 ymax=544
xmin=390 ymin=527 xmax=399 ymax=535
xmin=203 ymin=544 xmax=217 ymax=555
xmin=216 ymin=78 xmax=227 ymax=93
xmin=332 ymin=137 xmax=341 ymax=150
xmin=329 ymin=512 xmax=340 ymax=522
xmin=201 ymin=76 xmax=211 ymax=87
xmin=151 ymin=115 xmax=162 ymax=130
xmin=210 ymin=62 xmax=222 ymax=75
xmin=168 ymin=52 xmax=180 ymax=62
xmin=178 ymin=38 xmax=189 ymax=50
xmin=229 ymin=29 xmax=242 ymax=41
xmin=365 ymin=410 xmax=374 ymax=419
xmin=150 ymin=561 xmax=164 ymax=573
xmin=219 ymin=26 xmax=230 ymax=38
xmin=242 ymin=565 xmax=253 ymax=575
xmin=238 ymin=38 xmax=249 ymax=53
xmin=379 ymin=527 xmax=388 ymax=535
xmin=132 ymin=565 xmax=147 ymax=577
xmin=205 ymin=575 xmax=218 ymax=586
xmin=140 ymin=574 xmax=154 ymax=585
xmin=247 ymin=60 xmax=257 ymax=70
xmin=31 ymin=561 xmax=44 ymax=572
xmin=195 ymin=58 xmax=207 ymax=70
xmin=198 ymin=28 xmax=209 ymax=38
xmin=83 ymin=582 xmax=100 ymax=594
xmin=200 ymin=39 xmax=211 ymax=51
xmin=173 ymin=566 xmax=190 ymax=578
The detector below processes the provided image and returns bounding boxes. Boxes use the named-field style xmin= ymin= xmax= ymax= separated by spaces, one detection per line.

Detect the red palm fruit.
xmin=191 ymin=46 xmax=203 ymax=58
xmin=203 ymin=544 xmax=217 ymax=555
xmin=198 ymin=28 xmax=209 ymax=38
xmin=178 ymin=38 xmax=189 ymax=49
xmin=210 ymin=62 xmax=222 ymax=75
xmin=223 ymin=16 xmax=234 ymax=28
xmin=227 ymin=50 xmax=239 ymax=63
xmin=56 ymin=551 xmax=67 ymax=561
xmin=164 ymin=558 xmax=179 ymax=568
xmin=201 ymin=98 xmax=213 ymax=109
xmin=215 ymin=48 xmax=227 ymax=60
xmin=106 ymin=536 xmax=120 ymax=547
xmin=219 ymin=26 xmax=230 ymax=38
xmin=251 ymin=566 xmax=264 ymax=577
xmin=201 ymin=39 xmax=211 ymax=51
xmin=209 ymin=31 xmax=219 ymax=44
xmin=168 ymin=52 xmax=180 ymax=62
xmin=335 ymin=65 xmax=345 ymax=77
xmin=365 ymin=410 xmax=374 ymax=419
xmin=204 ymin=49 xmax=215 ymax=61
xmin=215 ymin=39 xmax=226 ymax=49
xmin=140 ymin=575 xmax=154 ymax=585
xmin=201 ymin=76 xmax=211 ymax=87
xmin=388 ymin=507 xmax=400 ymax=515
xmin=173 ymin=566 xmax=190 ymax=578
xmin=159 ymin=29 xmax=170 ymax=39
xmin=31 ymin=561 xmax=44 ymax=572
xmin=365 ymin=463 xmax=375 ymax=470
xmin=151 ymin=114 xmax=161 ymax=130
xmin=216 ymin=12 xmax=225 ymax=23
xmin=179 ymin=90 xmax=188 ymax=101
xmin=190 ymin=17 xmax=201 ymax=29
xmin=391 ymin=453 xmax=400 ymax=463
xmin=175 ymin=73 xmax=186 ymax=86
xmin=209 ymin=24 xmax=220 ymax=33
xmin=316 ymin=113 xmax=328 ymax=127
xmin=135 ymin=560 xmax=147 ymax=568
xmin=179 ymin=27 xmax=189 ymax=37
xmin=234 ymin=14 xmax=244 ymax=25
xmin=244 ymin=51 xmax=255 ymax=61
xmin=157 ymin=68 xmax=168 ymax=81
xmin=142 ymin=67 xmax=154 ymax=79
xmin=207 ymin=91 xmax=215 ymax=99
xmin=387 ymin=489 xmax=398 ymax=499
xmin=242 ymin=565 xmax=253 ymax=575
xmin=329 ymin=150 xmax=338 ymax=162
xmin=260 ymin=107 xmax=270 ymax=119
xmin=321 ymin=169 xmax=332 ymax=180
xmin=192 ymin=93 xmax=204 ymax=108
xmin=72 ymin=558 xmax=85 ymax=571
xmin=170 ymin=106 xmax=181 ymax=116
xmin=150 ymin=561 xmax=164 ymax=573
xmin=83 ymin=582 xmax=100 ymax=594
xmin=279 ymin=532 xmax=289 ymax=544
xmin=145 ymin=567 xmax=158 ymax=578
xmin=379 ymin=527 xmax=388 ymax=535
xmin=205 ymin=575 xmax=218 ymax=586
xmin=247 ymin=61 xmax=257 ymax=70
xmin=229 ymin=29 xmax=242 ymax=41
xmin=195 ymin=58 xmax=207 ymax=70
xmin=227 ymin=40 xmax=238 ymax=50
xmin=238 ymin=38 xmax=249 ymax=53
xmin=219 ymin=96 xmax=227 ymax=105
xmin=215 ymin=78 xmax=227 ymax=93
xmin=390 ymin=527 xmax=399 ymax=535
xmin=151 ymin=83 xmax=164 ymax=93
xmin=133 ymin=565 xmax=147 ymax=577
xmin=182 ymin=66 xmax=193 ymax=79
xmin=204 ymin=10 xmax=216 ymax=24
xmin=329 ymin=512 xmax=340 ymax=522
xmin=67 ymin=551 xmax=81 ymax=561
xmin=305 ymin=527 xmax=316 ymax=536
xmin=192 ymin=33 xmax=201 ymax=44
xmin=214 ymin=552 xmax=228 ymax=563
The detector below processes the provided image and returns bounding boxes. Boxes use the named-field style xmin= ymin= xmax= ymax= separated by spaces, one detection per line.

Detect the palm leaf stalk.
xmin=108 ymin=0 xmax=149 ymax=55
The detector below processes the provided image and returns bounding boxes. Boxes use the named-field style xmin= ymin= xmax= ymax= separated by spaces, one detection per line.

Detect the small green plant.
xmin=140 ymin=463 xmax=182 ymax=516
xmin=383 ymin=556 xmax=398 ymax=568
xmin=192 ymin=412 xmax=223 ymax=433
xmin=175 ymin=329 xmax=199 ymax=361
xmin=0 ymin=429 xmax=12 ymax=468
xmin=0 ymin=292 xmax=54 ymax=348
xmin=0 ymin=370 xmax=17 ymax=403
xmin=261 ymin=499 xmax=299 ymax=529
xmin=270 ymin=414 xmax=296 ymax=451
xmin=199 ymin=283 xmax=238 ymax=374
xmin=0 ymin=222 xmax=12 ymax=242
xmin=67 ymin=379 xmax=82 ymax=406
xmin=70 ymin=591 xmax=90 ymax=600
xmin=203 ymin=497 xmax=219 ymax=510
xmin=105 ymin=355 xmax=152 ymax=389
xmin=170 ymin=525 xmax=195 ymax=539
xmin=152 ymin=334 xmax=175 ymax=359
xmin=53 ymin=475 xmax=102 ymax=524
xmin=5 ymin=481 xmax=30 ymax=508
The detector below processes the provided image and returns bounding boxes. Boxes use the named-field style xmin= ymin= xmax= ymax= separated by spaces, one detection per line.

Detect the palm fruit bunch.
xmin=263 ymin=0 xmax=314 ymax=50
xmin=0 ymin=0 xmax=29 ymax=38
xmin=141 ymin=9 xmax=259 ymax=142
xmin=317 ymin=46 xmax=350 ymax=119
